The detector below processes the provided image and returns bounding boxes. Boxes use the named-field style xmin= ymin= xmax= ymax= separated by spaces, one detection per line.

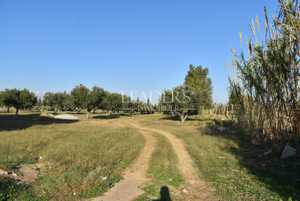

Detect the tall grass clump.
xmin=230 ymin=0 xmax=300 ymax=144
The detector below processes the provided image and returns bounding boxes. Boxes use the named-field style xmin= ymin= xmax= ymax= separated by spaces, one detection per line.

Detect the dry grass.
xmin=134 ymin=114 xmax=300 ymax=201
xmin=0 ymin=114 xmax=144 ymax=200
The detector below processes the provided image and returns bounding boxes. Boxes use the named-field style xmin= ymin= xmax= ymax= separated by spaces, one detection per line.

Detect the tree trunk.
xmin=15 ymin=107 xmax=19 ymax=115
xmin=7 ymin=107 xmax=10 ymax=113
xmin=180 ymin=112 xmax=188 ymax=123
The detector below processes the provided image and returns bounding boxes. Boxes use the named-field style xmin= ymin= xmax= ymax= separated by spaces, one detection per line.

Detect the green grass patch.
xmin=0 ymin=114 xmax=144 ymax=200
xmin=137 ymin=114 xmax=300 ymax=201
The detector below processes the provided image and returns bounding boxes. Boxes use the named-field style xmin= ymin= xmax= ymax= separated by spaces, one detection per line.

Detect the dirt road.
xmin=90 ymin=119 xmax=214 ymax=201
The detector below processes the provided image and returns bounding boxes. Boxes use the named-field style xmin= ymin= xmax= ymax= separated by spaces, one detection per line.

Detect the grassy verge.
xmin=0 ymin=114 xmax=144 ymax=200
xmin=137 ymin=114 xmax=300 ymax=201
xmin=135 ymin=133 xmax=183 ymax=201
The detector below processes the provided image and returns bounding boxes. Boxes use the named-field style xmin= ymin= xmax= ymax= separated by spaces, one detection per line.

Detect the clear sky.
xmin=0 ymin=0 xmax=277 ymax=103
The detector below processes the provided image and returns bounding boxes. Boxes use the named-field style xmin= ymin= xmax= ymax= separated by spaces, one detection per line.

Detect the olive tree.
xmin=160 ymin=86 xmax=196 ymax=122
xmin=160 ymin=65 xmax=213 ymax=122
xmin=2 ymin=89 xmax=37 ymax=115
xmin=102 ymin=92 xmax=123 ymax=113
xmin=43 ymin=92 xmax=74 ymax=112
xmin=71 ymin=84 xmax=90 ymax=112
xmin=87 ymin=86 xmax=106 ymax=113
xmin=0 ymin=91 xmax=4 ymax=108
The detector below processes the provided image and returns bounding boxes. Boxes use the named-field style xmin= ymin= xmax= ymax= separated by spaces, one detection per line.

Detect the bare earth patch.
xmin=0 ymin=161 xmax=44 ymax=184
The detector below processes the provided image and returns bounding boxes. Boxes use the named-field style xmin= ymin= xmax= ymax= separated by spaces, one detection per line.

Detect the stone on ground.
xmin=281 ymin=145 xmax=296 ymax=159
xmin=54 ymin=114 xmax=79 ymax=120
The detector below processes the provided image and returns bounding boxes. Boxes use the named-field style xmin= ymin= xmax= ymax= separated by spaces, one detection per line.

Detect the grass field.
xmin=137 ymin=114 xmax=300 ymax=201
xmin=1 ymin=113 xmax=299 ymax=201
xmin=0 ymin=114 xmax=144 ymax=200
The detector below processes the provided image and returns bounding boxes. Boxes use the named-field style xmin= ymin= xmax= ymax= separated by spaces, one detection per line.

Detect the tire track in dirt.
xmin=130 ymin=121 xmax=214 ymax=201
xmin=89 ymin=122 xmax=156 ymax=201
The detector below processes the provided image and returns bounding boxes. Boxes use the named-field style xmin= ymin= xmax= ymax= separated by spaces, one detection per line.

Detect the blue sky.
xmin=0 ymin=0 xmax=277 ymax=103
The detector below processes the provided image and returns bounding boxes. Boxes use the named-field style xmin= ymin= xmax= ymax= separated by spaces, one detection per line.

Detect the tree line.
xmin=0 ymin=84 xmax=155 ymax=115
xmin=0 ymin=64 xmax=212 ymax=121
xmin=229 ymin=0 xmax=300 ymax=143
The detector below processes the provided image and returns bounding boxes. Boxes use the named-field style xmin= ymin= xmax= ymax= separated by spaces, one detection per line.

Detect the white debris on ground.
xmin=281 ymin=144 xmax=296 ymax=159
xmin=0 ymin=169 xmax=8 ymax=176
xmin=54 ymin=114 xmax=79 ymax=120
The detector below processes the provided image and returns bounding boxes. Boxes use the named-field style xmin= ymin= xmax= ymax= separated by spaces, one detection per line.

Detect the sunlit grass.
xmin=136 ymin=114 xmax=299 ymax=201
xmin=0 ymin=114 xmax=144 ymax=200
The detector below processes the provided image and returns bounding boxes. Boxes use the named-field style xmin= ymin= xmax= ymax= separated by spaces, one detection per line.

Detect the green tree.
xmin=2 ymin=89 xmax=17 ymax=113
xmin=2 ymin=89 xmax=37 ymax=115
xmin=184 ymin=64 xmax=212 ymax=112
xmin=102 ymin=92 xmax=123 ymax=113
xmin=0 ymin=91 xmax=4 ymax=108
xmin=87 ymin=86 xmax=106 ymax=113
xmin=62 ymin=94 xmax=75 ymax=111
xmin=43 ymin=92 xmax=73 ymax=112
xmin=19 ymin=89 xmax=37 ymax=112
xmin=71 ymin=84 xmax=90 ymax=111
xmin=160 ymin=65 xmax=213 ymax=122
xmin=160 ymin=86 xmax=195 ymax=122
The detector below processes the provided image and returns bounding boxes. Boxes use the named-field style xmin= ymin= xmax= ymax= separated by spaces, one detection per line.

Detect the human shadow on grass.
xmin=202 ymin=121 xmax=300 ymax=200
xmin=0 ymin=114 xmax=78 ymax=132
xmin=152 ymin=186 xmax=172 ymax=201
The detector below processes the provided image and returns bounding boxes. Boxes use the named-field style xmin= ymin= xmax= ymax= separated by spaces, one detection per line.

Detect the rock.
xmin=54 ymin=114 xmax=79 ymax=120
xmin=7 ymin=171 xmax=17 ymax=177
xmin=182 ymin=188 xmax=189 ymax=194
xmin=216 ymin=126 xmax=226 ymax=132
xmin=281 ymin=145 xmax=296 ymax=159
xmin=0 ymin=169 xmax=8 ymax=176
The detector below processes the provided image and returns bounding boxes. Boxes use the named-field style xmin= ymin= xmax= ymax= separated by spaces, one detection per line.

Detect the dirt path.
xmin=130 ymin=121 xmax=214 ymax=201
xmin=89 ymin=119 xmax=213 ymax=201
xmin=89 ymin=123 xmax=156 ymax=201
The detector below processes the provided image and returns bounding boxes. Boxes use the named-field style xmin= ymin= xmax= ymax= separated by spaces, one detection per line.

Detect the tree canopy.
xmin=1 ymin=89 xmax=37 ymax=114
xmin=160 ymin=65 xmax=213 ymax=122
xmin=184 ymin=64 xmax=212 ymax=110
xmin=43 ymin=92 xmax=74 ymax=112
xmin=87 ymin=86 xmax=106 ymax=113
xmin=71 ymin=84 xmax=90 ymax=111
